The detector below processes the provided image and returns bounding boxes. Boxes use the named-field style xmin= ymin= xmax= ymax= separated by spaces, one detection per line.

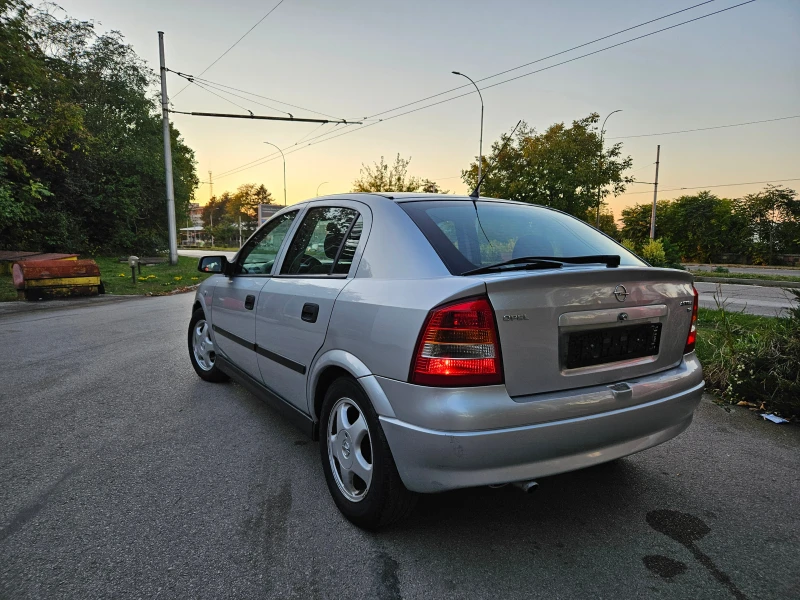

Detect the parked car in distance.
xmin=188 ymin=193 xmax=703 ymax=529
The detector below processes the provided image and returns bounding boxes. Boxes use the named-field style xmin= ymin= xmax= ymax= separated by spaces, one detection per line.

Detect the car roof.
xmin=308 ymin=192 xmax=516 ymax=204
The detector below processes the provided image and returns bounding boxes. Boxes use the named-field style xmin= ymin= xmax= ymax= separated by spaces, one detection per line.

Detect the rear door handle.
xmin=301 ymin=303 xmax=319 ymax=323
xmin=244 ymin=294 xmax=255 ymax=310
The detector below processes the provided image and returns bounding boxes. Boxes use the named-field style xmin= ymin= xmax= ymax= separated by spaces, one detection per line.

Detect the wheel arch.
xmin=309 ymin=350 xmax=396 ymax=426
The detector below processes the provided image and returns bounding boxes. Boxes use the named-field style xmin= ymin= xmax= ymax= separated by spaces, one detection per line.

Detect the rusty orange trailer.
xmin=12 ymin=259 xmax=101 ymax=300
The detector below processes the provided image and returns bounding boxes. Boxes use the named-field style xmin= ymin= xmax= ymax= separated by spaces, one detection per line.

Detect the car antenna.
xmin=470 ymin=119 xmax=522 ymax=199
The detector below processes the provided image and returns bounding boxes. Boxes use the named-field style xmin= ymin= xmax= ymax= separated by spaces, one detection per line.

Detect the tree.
xmin=620 ymin=200 xmax=676 ymax=248
xmin=228 ymin=183 xmax=273 ymax=221
xmin=586 ymin=208 xmax=619 ymax=239
xmin=462 ymin=114 xmax=633 ymax=218
xmin=352 ymin=154 xmax=442 ymax=193
xmin=0 ymin=1 xmax=198 ymax=254
xmin=737 ymin=185 xmax=800 ymax=263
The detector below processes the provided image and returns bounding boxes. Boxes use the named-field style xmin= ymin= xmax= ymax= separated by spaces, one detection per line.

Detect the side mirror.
xmin=197 ymin=255 xmax=229 ymax=274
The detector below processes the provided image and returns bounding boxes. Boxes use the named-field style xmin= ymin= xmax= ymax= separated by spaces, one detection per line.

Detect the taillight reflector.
xmin=684 ymin=286 xmax=699 ymax=353
xmin=410 ymin=296 xmax=503 ymax=386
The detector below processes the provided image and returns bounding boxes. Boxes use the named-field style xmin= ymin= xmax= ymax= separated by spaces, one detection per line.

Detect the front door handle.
xmin=244 ymin=294 xmax=255 ymax=310
xmin=301 ymin=303 xmax=319 ymax=323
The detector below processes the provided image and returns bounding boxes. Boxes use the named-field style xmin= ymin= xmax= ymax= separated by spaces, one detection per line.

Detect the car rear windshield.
xmin=400 ymin=200 xmax=645 ymax=275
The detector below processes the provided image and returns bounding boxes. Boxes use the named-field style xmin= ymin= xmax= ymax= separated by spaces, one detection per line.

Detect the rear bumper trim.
xmin=379 ymin=380 xmax=704 ymax=493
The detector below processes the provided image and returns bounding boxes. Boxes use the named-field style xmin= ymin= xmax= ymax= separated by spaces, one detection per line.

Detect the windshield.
xmin=400 ymin=200 xmax=645 ymax=275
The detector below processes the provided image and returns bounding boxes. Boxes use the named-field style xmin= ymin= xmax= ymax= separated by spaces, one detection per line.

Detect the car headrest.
xmin=324 ymin=225 xmax=345 ymax=259
xmin=512 ymin=234 xmax=554 ymax=259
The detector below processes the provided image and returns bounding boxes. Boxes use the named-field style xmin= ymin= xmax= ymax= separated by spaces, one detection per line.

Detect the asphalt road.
xmin=687 ymin=265 xmax=800 ymax=277
xmin=695 ymin=282 xmax=797 ymax=317
xmin=2 ymin=294 xmax=797 ymax=600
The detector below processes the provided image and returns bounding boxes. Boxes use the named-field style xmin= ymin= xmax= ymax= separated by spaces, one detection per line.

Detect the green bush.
xmin=695 ymin=289 xmax=800 ymax=417
xmin=713 ymin=266 xmax=730 ymax=273
xmin=641 ymin=239 xmax=667 ymax=266
xmin=621 ymin=239 xmax=637 ymax=254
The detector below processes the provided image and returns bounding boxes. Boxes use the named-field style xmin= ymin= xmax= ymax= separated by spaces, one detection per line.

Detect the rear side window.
xmin=281 ymin=207 xmax=360 ymax=275
xmin=400 ymin=200 xmax=644 ymax=275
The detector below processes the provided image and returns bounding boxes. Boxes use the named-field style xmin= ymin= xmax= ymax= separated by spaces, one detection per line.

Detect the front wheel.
xmin=319 ymin=378 xmax=417 ymax=529
xmin=188 ymin=308 xmax=229 ymax=383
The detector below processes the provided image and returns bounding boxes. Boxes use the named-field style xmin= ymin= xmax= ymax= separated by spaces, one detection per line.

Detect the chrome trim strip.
xmin=558 ymin=304 xmax=667 ymax=327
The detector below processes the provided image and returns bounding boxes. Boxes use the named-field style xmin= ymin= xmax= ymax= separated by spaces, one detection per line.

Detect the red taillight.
xmin=684 ymin=286 xmax=699 ymax=353
xmin=410 ymin=296 xmax=503 ymax=386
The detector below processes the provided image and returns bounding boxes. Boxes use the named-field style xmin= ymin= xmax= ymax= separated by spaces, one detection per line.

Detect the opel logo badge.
xmin=613 ymin=284 xmax=629 ymax=302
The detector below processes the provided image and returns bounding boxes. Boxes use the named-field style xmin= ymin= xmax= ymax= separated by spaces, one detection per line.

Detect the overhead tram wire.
xmin=172 ymin=0 xmax=289 ymax=98
xmin=210 ymin=1 xmax=757 ymax=180
xmin=176 ymin=75 xmax=345 ymax=121
xmin=608 ymin=115 xmax=800 ymax=139
xmin=361 ymin=0 xmax=720 ymax=121
xmin=622 ymin=178 xmax=800 ymax=195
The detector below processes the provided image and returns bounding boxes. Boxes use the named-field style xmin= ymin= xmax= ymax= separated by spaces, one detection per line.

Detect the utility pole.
xmin=158 ymin=32 xmax=178 ymax=265
xmin=208 ymin=170 xmax=214 ymax=248
xmin=650 ymin=145 xmax=661 ymax=240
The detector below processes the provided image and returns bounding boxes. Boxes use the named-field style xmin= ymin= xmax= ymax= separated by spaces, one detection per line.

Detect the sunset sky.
xmin=55 ymin=0 xmax=799 ymax=216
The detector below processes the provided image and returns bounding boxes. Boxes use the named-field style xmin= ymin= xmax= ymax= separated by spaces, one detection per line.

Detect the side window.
xmin=281 ymin=207 xmax=359 ymax=275
xmin=331 ymin=216 xmax=363 ymax=274
xmin=238 ymin=210 xmax=298 ymax=275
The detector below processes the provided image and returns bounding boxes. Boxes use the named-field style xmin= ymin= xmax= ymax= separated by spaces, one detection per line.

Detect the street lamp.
xmin=452 ymin=71 xmax=484 ymax=196
xmin=596 ymin=109 xmax=622 ymax=227
xmin=263 ymin=141 xmax=287 ymax=206
xmin=316 ymin=181 xmax=329 ymax=196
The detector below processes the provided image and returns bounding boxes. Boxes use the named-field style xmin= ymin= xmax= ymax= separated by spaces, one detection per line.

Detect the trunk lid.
xmin=482 ymin=266 xmax=695 ymax=397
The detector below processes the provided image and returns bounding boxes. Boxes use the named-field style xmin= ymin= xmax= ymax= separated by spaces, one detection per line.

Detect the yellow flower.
xmin=190 ymin=277 xmax=199 ymax=280
xmin=117 ymin=273 xmax=126 ymax=277
xmin=147 ymin=274 xmax=157 ymax=279
xmin=173 ymin=276 xmax=183 ymax=281
xmin=138 ymin=277 xmax=147 ymax=281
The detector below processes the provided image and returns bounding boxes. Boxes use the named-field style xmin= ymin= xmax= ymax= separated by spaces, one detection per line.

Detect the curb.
xmin=693 ymin=276 xmax=800 ymax=289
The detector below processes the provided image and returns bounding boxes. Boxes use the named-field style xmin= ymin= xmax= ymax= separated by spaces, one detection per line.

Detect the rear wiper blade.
xmin=461 ymin=254 xmax=620 ymax=276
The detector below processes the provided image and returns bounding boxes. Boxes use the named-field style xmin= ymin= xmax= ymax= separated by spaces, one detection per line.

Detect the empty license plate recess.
xmin=566 ymin=323 xmax=662 ymax=369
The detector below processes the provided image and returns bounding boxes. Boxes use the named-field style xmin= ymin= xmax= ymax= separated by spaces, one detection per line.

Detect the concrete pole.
xmin=158 ymin=32 xmax=178 ymax=265
xmin=650 ymin=145 xmax=661 ymax=240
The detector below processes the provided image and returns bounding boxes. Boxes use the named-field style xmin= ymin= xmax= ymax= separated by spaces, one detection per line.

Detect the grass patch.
xmin=696 ymin=303 xmax=800 ymax=418
xmin=0 ymin=256 xmax=211 ymax=301
xmin=0 ymin=273 xmax=18 ymax=301
xmin=90 ymin=256 xmax=211 ymax=296
xmin=689 ymin=270 xmax=800 ymax=283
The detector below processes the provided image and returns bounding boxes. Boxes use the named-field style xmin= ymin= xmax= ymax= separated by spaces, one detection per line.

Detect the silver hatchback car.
xmin=189 ymin=193 xmax=703 ymax=529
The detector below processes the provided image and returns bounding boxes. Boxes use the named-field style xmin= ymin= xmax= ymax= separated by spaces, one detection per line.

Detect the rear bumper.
xmin=376 ymin=356 xmax=704 ymax=493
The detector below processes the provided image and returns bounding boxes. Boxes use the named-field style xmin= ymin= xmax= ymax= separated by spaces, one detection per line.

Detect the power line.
xmin=172 ymin=0 xmax=289 ymax=98
xmin=184 ymin=76 xmax=344 ymax=120
xmin=609 ymin=115 xmax=800 ymax=139
xmin=622 ymin=178 xmax=800 ymax=195
xmin=363 ymin=0 xmax=719 ymax=121
xmin=176 ymin=74 xmax=292 ymax=117
xmin=210 ymin=0 xmax=757 ymax=180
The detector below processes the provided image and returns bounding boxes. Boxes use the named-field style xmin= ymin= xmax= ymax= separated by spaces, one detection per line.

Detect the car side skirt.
xmin=215 ymin=355 xmax=318 ymax=439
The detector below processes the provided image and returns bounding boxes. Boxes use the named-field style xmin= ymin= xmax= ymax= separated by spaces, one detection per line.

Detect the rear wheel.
xmin=319 ymin=378 xmax=417 ymax=529
xmin=188 ymin=308 xmax=229 ymax=383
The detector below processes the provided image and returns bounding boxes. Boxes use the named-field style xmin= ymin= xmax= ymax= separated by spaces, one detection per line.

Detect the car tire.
xmin=188 ymin=308 xmax=229 ymax=383
xmin=319 ymin=377 xmax=417 ymax=530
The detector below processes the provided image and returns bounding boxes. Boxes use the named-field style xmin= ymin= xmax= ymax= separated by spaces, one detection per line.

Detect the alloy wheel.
xmin=327 ymin=397 xmax=373 ymax=502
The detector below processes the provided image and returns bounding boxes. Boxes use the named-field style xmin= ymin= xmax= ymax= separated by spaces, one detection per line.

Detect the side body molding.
xmin=308 ymin=349 xmax=396 ymax=419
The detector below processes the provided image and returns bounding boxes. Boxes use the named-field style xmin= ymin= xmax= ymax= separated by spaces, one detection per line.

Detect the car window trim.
xmin=279 ymin=206 xmax=359 ymax=277
xmin=276 ymin=204 xmax=364 ymax=279
xmin=233 ymin=207 xmax=304 ymax=278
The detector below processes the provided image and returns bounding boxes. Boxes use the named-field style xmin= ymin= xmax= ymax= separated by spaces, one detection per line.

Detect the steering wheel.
xmin=288 ymin=254 xmax=322 ymax=274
